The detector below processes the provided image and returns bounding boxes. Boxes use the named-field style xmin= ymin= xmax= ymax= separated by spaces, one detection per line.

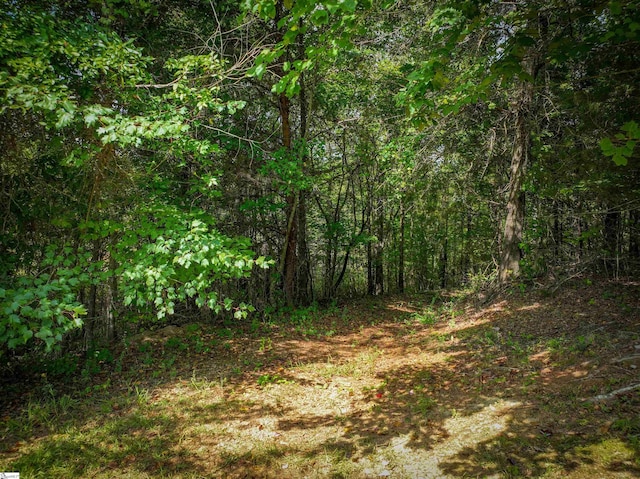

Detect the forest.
xmin=2 ymin=0 xmax=639 ymax=356
xmin=1 ymin=0 xmax=640 ymax=477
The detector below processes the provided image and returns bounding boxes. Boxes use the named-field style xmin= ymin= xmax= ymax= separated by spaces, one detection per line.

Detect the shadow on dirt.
xmin=2 ymin=279 xmax=639 ymax=478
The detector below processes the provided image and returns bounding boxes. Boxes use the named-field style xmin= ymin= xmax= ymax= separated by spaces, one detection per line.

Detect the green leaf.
xmin=311 ymin=9 xmax=329 ymax=25
xmin=599 ymin=137 xmax=614 ymax=154
xmin=612 ymin=154 xmax=628 ymax=166
xmin=55 ymin=111 xmax=75 ymax=129
xmin=339 ymin=0 xmax=357 ymax=12
xmin=609 ymin=1 xmax=622 ymax=15
xmin=247 ymin=63 xmax=266 ymax=79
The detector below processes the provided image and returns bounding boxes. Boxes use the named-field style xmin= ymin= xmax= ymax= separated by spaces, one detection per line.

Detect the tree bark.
xmin=84 ymin=239 xmax=101 ymax=351
xmin=630 ymin=209 xmax=640 ymax=259
xmin=499 ymin=75 xmax=533 ymax=283
xmin=274 ymin=0 xmax=297 ymax=306
xmin=398 ymin=201 xmax=405 ymax=293
xmin=296 ymin=29 xmax=311 ymax=305
xmin=374 ymin=197 xmax=384 ymax=295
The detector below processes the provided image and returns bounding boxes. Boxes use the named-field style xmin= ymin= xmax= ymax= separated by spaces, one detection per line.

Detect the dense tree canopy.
xmin=1 ymin=0 xmax=638 ymax=356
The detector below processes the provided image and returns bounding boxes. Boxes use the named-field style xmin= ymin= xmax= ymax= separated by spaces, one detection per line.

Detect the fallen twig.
xmin=584 ymin=383 xmax=640 ymax=402
xmin=611 ymin=355 xmax=640 ymax=363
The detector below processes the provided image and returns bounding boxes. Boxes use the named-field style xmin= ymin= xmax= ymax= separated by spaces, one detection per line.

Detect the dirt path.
xmin=1 ymin=279 xmax=639 ymax=478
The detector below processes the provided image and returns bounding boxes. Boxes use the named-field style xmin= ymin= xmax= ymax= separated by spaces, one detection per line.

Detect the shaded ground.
xmin=1 ymin=278 xmax=639 ymax=478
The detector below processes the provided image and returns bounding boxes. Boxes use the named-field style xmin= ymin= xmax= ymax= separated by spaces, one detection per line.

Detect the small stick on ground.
xmin=584 ymin=383 xmax=640 ymax=402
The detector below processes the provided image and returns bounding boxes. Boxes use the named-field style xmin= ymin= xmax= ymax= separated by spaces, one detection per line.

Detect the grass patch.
xmin=2 ymin=280 xmax=639 ymax=478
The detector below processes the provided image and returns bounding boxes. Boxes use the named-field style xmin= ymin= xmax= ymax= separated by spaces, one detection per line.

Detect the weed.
xmin=506 ymin=336 xmax=526 ymax=356
xmin=483 ymin=329 xmax=500 ymax=345
xmin=192 ymin=335 xmax=212 ymax=353
xmin=313 ymin=349 xmax=381 ymax=379
xmin=217 ymin=328 xmax=234 ymax=339
xmin=523 ymin=372 xmax=539 ymax=386
xmin=413 ymin=396 xmax=436 ymax=417
xmin=257 ymin=374 xmax=292 ymax=386
xmin=571 ymin=334 xmax=594 ymax=353
xmin=166 ymin=337 xmax=188 ymax=351
xmin=26 ymin=401 xmax=53 ymax=428
xmin=43 ymin=354 xmax=79 ymax=377
xmin=187 ymin=373 xmax=223 ymax=392
xmin=612 ymin=418 xmax=640 ymax=435
xmin=82 ymin=348 xmax=114 ymax=377
xmin=259 ymin=336 xmax=273 ymax=352
xmin=142 ymin=352 xmax=154 ymax=366
xmin=134 ymin=386 xmax=149 ymax=405
xmin=413 ymin=310 xmax=437 ymax=325
xmin=184 ymin=323 xmax=201 ymax=334
xmin=546 ymin=337 xmax=565 ymax=352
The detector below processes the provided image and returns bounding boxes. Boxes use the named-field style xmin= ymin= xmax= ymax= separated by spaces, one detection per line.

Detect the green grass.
xmin=2 ymin=283 xmax=639 ymax=479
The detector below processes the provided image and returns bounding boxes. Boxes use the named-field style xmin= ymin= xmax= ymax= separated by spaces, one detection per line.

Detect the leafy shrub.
xmin=115 ymin=204 xmax=270 ymax=320
xmin=0 ymin=245 xmax=91 ymax=354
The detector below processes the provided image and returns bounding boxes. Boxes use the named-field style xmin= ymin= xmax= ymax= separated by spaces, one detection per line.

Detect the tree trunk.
xmin=297 ymin=191 xmax=310 ymax=304
xmin=374 ymin=197 xmax=384 ymax=295
xmin=274 ymin=0 xmax=297 ymax=306
xmin=440 ymin=237 xmax=448 ymax=289
xmin=498 ymin=9 xmax=548 ymax=283
xmin=398 ymin=202 xmax=405 ymax=293
xmin=84 ymin=240 xmax=101 ymax=351
xmin=553 ymin=200 xmax=560 ymax=260
xmin=282 ymin=189 xmax=298 ymax=306
xmin=499 ymin=76 xmax=533 ymax=283
xmin=630 ymin=209 xmax=640 ymax=260
xmin=367 ymin=231 xmax=375 ymax=296
xmin=104 ymin=254 xmax=117 ymax=342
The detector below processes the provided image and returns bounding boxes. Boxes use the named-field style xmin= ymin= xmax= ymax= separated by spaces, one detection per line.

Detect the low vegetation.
xmin=1 ymin=278 xmax=639 ymax=478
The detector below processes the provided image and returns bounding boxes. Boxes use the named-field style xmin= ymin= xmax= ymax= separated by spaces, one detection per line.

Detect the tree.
xmin=0 ymin=1 xmax=266 ymax=355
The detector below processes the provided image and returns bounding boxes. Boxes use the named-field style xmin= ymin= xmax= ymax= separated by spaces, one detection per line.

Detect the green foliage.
xmin=412 ymin=310 xmax=437 ymax=326
xmin=260 ymin=141 xmax=311 ymax=193
xmin=257 ymin=373 xmax=290 ymax=386
xmin=0 ymin=5 xmax=149 ymax=128
xmin=43 ymin=355 xmax=79 ymax=377
xmin=244 ymin=0 xmax=365 ymax=96
xmin=115 ymin=204 xmax=270 ymax=320
xmin=600 ymin=121 xmax=639 ymax=166
xmin=0 ymin=245 xmax=95 ymax=354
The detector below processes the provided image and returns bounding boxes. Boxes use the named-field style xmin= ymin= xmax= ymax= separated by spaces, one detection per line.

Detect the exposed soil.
xmin=1 ymin=278 xmax=639 ymax=478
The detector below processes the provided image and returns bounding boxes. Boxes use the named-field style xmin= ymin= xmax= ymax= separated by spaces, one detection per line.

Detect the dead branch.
xmin=584 ymin=383 xmax=640 ymax=402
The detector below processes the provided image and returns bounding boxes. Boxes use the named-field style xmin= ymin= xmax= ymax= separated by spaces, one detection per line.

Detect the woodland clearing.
xmin=1 ymin=277 xmax=639 ymax=478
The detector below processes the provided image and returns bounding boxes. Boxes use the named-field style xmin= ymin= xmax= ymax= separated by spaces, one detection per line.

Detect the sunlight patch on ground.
xmin=516 ymin=302 xmax=543 ymax=311
xmin=359 ymin=399 xmax=521 ymax=478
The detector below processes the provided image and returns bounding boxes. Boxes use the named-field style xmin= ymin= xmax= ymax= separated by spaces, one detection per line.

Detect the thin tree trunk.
xmin=367 ymin=189 xmax=375 ymax=295
xmin=630 ymin=209 xmax=639 ymax=259
xmin=398 ymin=202 xmax=405 ymax=293
xmin=553 ymin=200 xmax=561 ymax=260
xmin=104 ymin=254 xmax=117 ymax=342
xmin=374 ymin=197 xmax=384 ymax=295
xmin=499 ymin=12 xmax=548 ymax=283
xmin=296 ymin=29 xmax=310 ymax=305
xmin=84 ymin=240 xmax=101 ymax=351
xmin=274 ymin=0 xmax=297 ymax=306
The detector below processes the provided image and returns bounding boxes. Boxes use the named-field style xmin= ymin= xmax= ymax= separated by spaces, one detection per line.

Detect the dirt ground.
xmin=1 ymin=278 xmax=639 ymax=478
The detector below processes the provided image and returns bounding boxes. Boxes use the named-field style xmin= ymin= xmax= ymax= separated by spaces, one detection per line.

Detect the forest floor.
xmin=1 ymin=277 xmax=640 ymax=478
